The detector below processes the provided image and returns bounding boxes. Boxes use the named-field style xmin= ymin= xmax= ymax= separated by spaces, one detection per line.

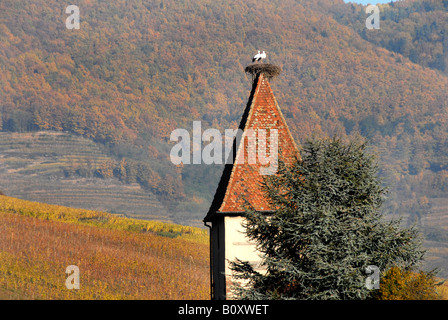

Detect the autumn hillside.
xmin=2 ymin=0 xmax=448 ymax=215
xmin=0 ymin=131 xmax=191 ymax=222
xmin=0 ymin=195 xmax=209 ymax=299
xmin=1 ymin=0 xmax=448 ymax=276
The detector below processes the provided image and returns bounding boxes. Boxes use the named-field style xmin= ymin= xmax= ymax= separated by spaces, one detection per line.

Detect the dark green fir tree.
xmin=230 ymin=137 xmax=425 ymax=300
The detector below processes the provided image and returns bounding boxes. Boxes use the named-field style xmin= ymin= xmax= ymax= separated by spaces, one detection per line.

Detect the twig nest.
xmin=245 ymin=63 xmax=281 ymax=81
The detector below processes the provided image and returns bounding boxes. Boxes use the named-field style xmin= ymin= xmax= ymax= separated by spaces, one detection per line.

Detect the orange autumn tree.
xmin=374 ymin=266 xmax=443 ymax=300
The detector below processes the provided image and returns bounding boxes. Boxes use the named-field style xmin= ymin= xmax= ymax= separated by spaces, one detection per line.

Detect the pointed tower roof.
xmin=204 ymin=67 xmax=300 ymax=222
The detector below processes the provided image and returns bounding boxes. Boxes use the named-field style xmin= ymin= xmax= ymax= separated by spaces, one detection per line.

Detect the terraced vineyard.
xmin=0 ymin=131 xmax=171 ymax=222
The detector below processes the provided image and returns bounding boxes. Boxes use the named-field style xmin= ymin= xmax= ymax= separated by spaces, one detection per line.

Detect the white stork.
xmin=252 ymin=50 xmax=266 ymax=63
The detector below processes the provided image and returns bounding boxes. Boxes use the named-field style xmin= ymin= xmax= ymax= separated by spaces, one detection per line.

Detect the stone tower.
xmin=203 ymin=65 xmax=300 ymax=300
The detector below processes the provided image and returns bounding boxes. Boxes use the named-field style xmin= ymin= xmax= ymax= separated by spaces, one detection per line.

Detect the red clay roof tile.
xmin=204 ymin=72 xmax=299 ymax=221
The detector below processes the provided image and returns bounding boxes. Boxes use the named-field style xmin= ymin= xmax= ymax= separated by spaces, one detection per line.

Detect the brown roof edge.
xmin=203 ymin=210 xmax=275 ymax=223
xmin=203 ymin=73 xmax=263 ymax=223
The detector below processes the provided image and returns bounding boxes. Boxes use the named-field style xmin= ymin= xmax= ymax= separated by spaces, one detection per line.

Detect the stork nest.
xmin=245 ymin=63 xmax=281 ymax=81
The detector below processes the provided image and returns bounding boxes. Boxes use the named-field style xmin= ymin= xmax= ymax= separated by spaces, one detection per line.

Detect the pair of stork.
xmin=252 ymin=50 xmax=266 ymax=63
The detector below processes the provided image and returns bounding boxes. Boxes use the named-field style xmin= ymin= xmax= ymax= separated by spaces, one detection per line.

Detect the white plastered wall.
xmin=224 ymin=216 xmax=264 ymax=297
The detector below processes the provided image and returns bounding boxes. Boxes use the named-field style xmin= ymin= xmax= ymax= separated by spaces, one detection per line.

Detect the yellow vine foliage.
xmin=0 ymin=195 xmax=208 ymax=244
xmin=0 ymin=195 xmax=209 ymax=300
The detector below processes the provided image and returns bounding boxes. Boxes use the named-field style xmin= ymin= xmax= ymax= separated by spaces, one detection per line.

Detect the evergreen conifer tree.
xmin=230 ymin=137 xmax=425 ymax=300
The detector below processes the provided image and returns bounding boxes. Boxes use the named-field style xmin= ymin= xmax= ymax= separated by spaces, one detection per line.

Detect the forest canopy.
xmin=1 ymin=0 xmax=448 ymax=229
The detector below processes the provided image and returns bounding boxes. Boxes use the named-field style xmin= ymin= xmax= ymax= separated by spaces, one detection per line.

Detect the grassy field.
xmin=0 ymin=195 xmax=209 ymax=300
